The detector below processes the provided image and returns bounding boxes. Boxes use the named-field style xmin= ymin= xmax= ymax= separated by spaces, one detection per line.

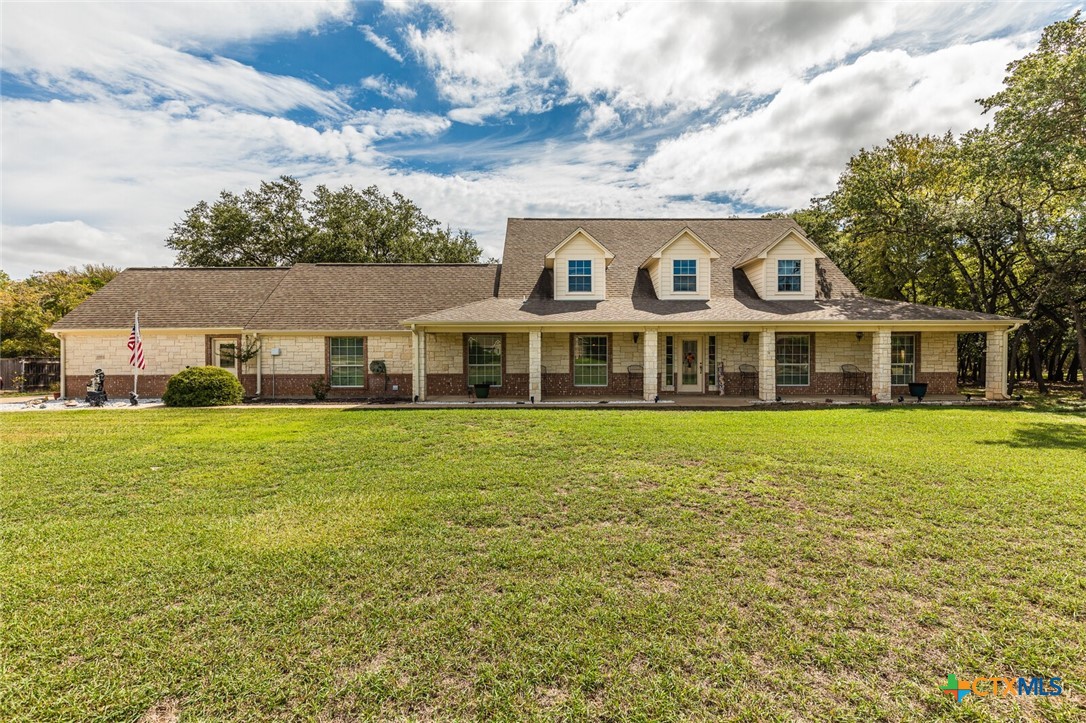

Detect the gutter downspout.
xmin=254 ymin=332 xmax=262 ymax=397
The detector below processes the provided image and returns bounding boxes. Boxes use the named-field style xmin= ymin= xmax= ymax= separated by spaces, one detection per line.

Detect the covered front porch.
xmin=409 ymin=325 xmax=1014 ymax=404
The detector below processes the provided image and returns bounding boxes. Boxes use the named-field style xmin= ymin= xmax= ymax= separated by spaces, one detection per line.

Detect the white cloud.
xmin=638 ymin=35 xmax=1037 ymax=209
xmin=358 ymin=24 xmax=405 ymax=62
xmin=1 ymin=222 xmax=137 ymax=276
xmin=581 ymin=103 xmax=621 ymax=138
xmin=360 ymin=75 xmax=417 ymax=101
xmin=348 ymin=109 xmax=451 ymax=138
xmin=1 ymin=1 xmax=353 ymax=114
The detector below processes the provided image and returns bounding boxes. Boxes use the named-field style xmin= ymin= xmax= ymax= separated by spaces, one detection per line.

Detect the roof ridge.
xmin=124 ymin=266 xmax=290 ymax=271
xmin=309 ymin=262 xmax=497 ymax=267
xmin=509 ymin=217 xmax=791 ymax=221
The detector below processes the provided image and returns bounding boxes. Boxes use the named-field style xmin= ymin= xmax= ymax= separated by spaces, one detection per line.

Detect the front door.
xmin=678 ymin=337 xmax=701 ymax=392
xmin=212 ymin=338 xmax=238 ymax=375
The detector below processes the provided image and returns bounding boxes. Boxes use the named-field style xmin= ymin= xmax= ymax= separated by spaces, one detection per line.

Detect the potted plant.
xmin=310 ymin=375 xmax=331 ymax=401
xmin=907 ymin=381 xmax=929 ymax=402
xmin=473 ymin=382 xmax=491 ymax=399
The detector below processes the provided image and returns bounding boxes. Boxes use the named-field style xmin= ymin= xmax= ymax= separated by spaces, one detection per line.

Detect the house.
xmin=50 ymin=218 xmax=1018 ymax=402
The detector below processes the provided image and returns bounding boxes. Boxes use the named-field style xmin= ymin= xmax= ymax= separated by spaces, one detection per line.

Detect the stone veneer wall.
xmin=64 ymin=331 xmax=416 ymax=400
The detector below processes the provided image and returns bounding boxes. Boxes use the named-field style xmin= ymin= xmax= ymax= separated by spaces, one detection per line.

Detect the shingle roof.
xmin=406 ymin=293 xmax=1017 ymax=325
xmin=50 ymin=268 xmax=290 ymax=329
xmin=246 ymin=263 xmax=499 ymax=330
xmin=497 ymin=218 xmax=859 ymax=300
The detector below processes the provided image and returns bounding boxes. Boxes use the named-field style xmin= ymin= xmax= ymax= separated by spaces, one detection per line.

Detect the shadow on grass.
xmin=979 ymin=421 xmax=1086 ymax=450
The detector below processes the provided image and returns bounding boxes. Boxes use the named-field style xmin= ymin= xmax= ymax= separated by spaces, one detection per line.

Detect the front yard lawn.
xmin=2 ymin=407 xmax=1084 ymax=721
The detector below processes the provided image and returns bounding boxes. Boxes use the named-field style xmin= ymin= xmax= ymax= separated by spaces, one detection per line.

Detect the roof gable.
xmin=640 ymin=227 xmax=720 ymax=268
xmin=544 ymin=227 xmax=615 ymax=268
xmin=733 ymin=228 xmax=826 ymax=268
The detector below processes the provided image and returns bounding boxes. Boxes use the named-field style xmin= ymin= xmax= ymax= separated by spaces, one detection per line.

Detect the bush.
xmin=310 ymin=375 xmax=331 ymax=400
xmin=163 ymin=366 xmax=244 ymax=407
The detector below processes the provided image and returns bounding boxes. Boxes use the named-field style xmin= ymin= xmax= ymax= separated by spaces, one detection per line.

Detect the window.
xmin=467 ymin=334 xmax=503 ymax=386
xmin=778 ymin=259 xmax=802 ymax=292
xmin=708 ymin=335 xmax=717 ymax=387
xmin=891 ymin=334 xmax=916 ymax=385
xmin=673 ymin=259 xmax=697 ymax=292
xmin=574 ymin=335 xmax=608 ymax=386
xmin=568 ymin=260 xmax=592 ymax=293
xmin=330 ymin=337 xmax=365 ymax=387
xmin=213 ymin=339 xmax=236 ymax=370
xmin=776 ymin=334 xmax=810 ymax=386
xmin=665 ymin=335 xmax=674 ymax=388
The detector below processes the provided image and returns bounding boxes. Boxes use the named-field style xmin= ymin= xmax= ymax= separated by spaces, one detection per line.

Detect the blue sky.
xmin=1 ymin=1 xmax=1080 ymax=278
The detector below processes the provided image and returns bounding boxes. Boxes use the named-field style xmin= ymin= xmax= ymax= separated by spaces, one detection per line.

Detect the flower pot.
xmin=907 ymin=382 xmax=928 ymax=402
xmin=53 ymin=392 xmax=61 ymax=399
xmin=473 ymin=383 xmax=491 ymax=399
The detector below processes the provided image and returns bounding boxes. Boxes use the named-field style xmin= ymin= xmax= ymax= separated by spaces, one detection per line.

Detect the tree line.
xmin=774 ymin=13 xmax=1085 ymax=396
xmin=165 ymin=178 xmax=484 ymax=267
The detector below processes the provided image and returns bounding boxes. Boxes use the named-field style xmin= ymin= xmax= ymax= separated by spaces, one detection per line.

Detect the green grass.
xmin=2 ymin=407 xmax=1084 ymax=722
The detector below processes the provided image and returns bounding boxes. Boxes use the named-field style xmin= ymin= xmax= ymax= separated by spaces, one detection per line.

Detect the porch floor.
xmin=420 ymin=393 xmax=977 ymax=408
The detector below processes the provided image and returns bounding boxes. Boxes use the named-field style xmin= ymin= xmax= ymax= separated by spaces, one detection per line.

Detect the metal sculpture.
xmin=85 ymin=368 xmax=108 ymax=407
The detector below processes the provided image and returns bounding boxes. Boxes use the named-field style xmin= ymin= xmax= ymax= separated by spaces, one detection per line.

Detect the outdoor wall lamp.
xmin=742 ymin=332 xmax=750 ymax=343
xmin=856 ymin=331 xmax=865 ymax=341
xmin=633 ymin=332 xmax=640 ymax=344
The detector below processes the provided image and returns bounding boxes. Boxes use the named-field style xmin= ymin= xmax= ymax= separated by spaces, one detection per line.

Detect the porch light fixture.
xmin=742 ymin=332 xmax=750 ymax=343
xmin=633 ymin=332 xmax=640 ymax=344
xmin=855 ymin=331 xmax=864 ymax=341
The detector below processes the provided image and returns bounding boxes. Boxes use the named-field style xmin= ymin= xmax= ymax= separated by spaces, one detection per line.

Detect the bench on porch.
xmin=737 ymin=364 xmax=757 ymax=396
xmin=841 ymin=364 xmax=869 ymax=395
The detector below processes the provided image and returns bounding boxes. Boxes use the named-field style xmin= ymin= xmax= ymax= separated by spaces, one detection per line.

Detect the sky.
xmin=1 ymin=1 xmax=1080 ymax=278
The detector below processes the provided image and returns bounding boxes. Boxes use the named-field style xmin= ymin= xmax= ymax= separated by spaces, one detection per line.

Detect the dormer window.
xmin=568 ymin=260 xmax=592 ymax=292
xmin=778 ymin=259 xmax=802 ymax=292
xmin=673 ymin=260 xmax=697 ymax=292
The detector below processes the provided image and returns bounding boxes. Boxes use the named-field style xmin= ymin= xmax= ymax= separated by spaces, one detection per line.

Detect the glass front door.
xmin=679 ymin=338 xmax=700 ymax=392
xmin=212 ymin=338 xmax=238 ymax=375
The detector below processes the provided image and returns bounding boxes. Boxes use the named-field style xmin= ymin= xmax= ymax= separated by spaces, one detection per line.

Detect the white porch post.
xmin=758 ymin=329 xmax=775 ymax=401
xmin=412 ymin=329 xmax=427 ymax=401
xmin=985 ymin=329 xmax=1009 ymax=400
xmin=872 ymin=328 xmax=892 ymax=401
xmin=529 ymin=329 xmax=542 ymax=402
xmin=643 ymin=328 xmax=658 ymax=401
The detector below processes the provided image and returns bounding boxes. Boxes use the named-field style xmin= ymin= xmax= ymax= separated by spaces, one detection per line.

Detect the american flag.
xmin=128 ymin=312 xmax=146 ymax=370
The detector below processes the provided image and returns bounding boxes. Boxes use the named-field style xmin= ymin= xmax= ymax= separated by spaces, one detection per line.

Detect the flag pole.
xmin=133 ymin=311 xmax=139 ymax=397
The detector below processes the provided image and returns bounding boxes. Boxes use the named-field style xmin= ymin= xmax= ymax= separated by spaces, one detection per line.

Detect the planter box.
xmin=473 ymin=383 xmax=491 ymax=399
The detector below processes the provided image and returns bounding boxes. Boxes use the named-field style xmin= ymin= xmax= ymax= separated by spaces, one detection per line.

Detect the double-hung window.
xmin=329 ymin=337 xmax=366 ymax=387
xmin=467 ymin=334 xmax=503 ymax=386
xmin=568 ymin=260 xmax=592 ymax=293
xmin=891 ymin=334 xmax=916 ymax=385
xmin=673 ymin=259 xmax=697 ymax=292
xmin=574 ymin=335 xmax=608 ymax=386
xmin=775 ymin=334 xmax=810 ymax=386
xmin=778 ymin=259 xmax=802 ymax=292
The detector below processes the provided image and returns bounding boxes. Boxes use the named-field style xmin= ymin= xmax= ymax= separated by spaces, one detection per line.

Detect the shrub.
xmin=163 ymin=366 xmax=244 ymax=407
xmin=310 ymin=376 xmax=331 ymax=400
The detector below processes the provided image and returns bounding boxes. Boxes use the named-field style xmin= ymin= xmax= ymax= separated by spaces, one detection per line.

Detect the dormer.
xmin=734 ymin=228 xmax=825 ymax=301
xmin=640 ymin=227 xmax=720 ymax=301
xmin=545 ymin=228 xmax=614 ymax=300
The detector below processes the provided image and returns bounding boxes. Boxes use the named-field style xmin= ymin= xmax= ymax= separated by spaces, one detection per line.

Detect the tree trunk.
xmin=1026 ymin=327 xmax=1047 ymax=393
xmin=1072 ymin=304 xmax=1086 ymax=399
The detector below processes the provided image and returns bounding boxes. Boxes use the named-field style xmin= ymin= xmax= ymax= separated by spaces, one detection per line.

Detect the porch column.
xmin=758 ymin=329 xmax=775 ymax=401
xmin=872 ymin=328 xmax=892 ymax=401
xmin=985 ymin=329 xmax=1009 ymax=400
xmin=58 ymin=334 xmax=66 ymax=399
xmin=642 ymin=328 xmax=658 ymax=401
xmin=529 ymin=329 xmax=542 ymax=402
xmin=411 ymin=329 xmax=427 ymax=401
